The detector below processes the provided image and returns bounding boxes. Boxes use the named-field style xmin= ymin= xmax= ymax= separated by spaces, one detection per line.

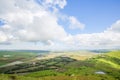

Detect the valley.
xmin=0 ymin=50 xmax=120 ymax=80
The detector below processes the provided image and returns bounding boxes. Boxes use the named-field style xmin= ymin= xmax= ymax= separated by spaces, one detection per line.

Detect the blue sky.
xmin=0 ymin=19 xmax=6 ymax=26
xmin=62 ymin=0 xmax=120 ymax=34
xmin=0 ymin=0 xmax=120 ymax=50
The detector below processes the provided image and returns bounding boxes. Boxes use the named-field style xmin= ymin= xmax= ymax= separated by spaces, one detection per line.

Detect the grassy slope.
xmin=106 ymin=50 xmax=120 ymax=59
xmin=0 ymin=50 xmax=120 ymax=80
xmin=25 ymin=50 xmax=120 ymax=80
xmin=0 ymin=74 xmax=115 ymax=80
xmin=96 ymin=50 xmax=120 ymax=69
xmin=0 ymin=51 xmax=37 ymax=66
xmin=97 ymin=59 xmax=120 ymax=69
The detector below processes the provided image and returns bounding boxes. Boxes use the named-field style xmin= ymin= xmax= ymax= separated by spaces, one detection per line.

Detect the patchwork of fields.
xmin=0 ymin=50 xmax=120 ymax=80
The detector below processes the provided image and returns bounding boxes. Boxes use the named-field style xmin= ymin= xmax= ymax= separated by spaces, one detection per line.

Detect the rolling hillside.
xmin=0 ymin=50 xmax=120 ymax=80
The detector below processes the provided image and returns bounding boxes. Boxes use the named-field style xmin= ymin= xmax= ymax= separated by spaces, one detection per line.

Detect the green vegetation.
xmin=0 ymin=57 xmax=76 ymax=73
xmin=0 ymin=50 xmax=120 ymax=80
xmin=106 ymin=50 xmax=120 ymax=59
xmin=0 ymin=51 xmax=37 ymax=66
xmin=97 ymin=58 xmax=120 ymax=69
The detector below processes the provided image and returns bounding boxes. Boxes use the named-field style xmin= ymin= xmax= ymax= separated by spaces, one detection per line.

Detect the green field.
xmin=0 ymin=51 xmax=37 ymax=66
xmin=0 ymin=50 xmax=120 ymax=80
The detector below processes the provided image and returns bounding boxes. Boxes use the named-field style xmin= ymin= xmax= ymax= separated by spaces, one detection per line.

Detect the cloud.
xmin=69 ymin=16 xmax=85 ymax=30
xmin=75 ymin=32 xmax=120 ymax=47
xmin=0 ymin=0 xmax=67 ymax=43
xmin=46 ymin=40 xmax=54 ymax=46
xmin=0 ymin=0 xmax=120 ymax=50
xmin=64 ymin=20 xmax=120 ymax=49
xmin=37 ymin=0 xmax=67 ymax=9
xmin=107 ymin=20 xmax=120 ymax=33
xmin=0 ymin=31 xmax=7 ymax=42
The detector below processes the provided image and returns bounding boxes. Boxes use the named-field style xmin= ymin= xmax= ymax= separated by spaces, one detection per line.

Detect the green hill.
xmin=0 ymin=50 xmax=120 ymax=80
xmin=106 ymin=50 xmax=120 ymax=59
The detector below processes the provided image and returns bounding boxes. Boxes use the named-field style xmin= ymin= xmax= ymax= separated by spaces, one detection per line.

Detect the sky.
xmin=0 ymin=0 xmax=120 ymax=50
xmin=62 ymin=0 xmax=120 ymax=34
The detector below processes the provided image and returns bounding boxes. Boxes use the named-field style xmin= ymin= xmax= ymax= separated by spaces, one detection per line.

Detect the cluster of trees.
xmin=0 ymin=57 xmax=76 ymax=74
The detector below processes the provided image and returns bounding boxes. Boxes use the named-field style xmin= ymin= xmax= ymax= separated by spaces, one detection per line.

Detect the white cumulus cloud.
xmin=107 ymin=20 xmax=120 ymax=33
xmin=64 ymin=20 xmax=120 ymax=49
xmin=0 ymin=0 xmax=67 ymax=43
xmin=39 ymin=0 xmax=67 ymax=9
xmin=0 ymin=0 xmax=120 ymax=50
xmin=69 ymin=16 xmax=85 ymax=30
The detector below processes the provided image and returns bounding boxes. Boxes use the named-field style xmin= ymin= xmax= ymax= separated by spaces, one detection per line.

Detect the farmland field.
xmin=0 ymin=50 xmax=120 ymax=80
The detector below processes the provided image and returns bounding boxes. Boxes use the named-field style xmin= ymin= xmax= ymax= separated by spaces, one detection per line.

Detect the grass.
xmin=97 ymin=59 xmax=120 ymax=69
xmin=0 ymin=74 xmax=115 ymax=80
xmin=0 ymin=51 xmax=37 ymax=66
xmin=106 ymin=50 xmax=120 ymax=59
xmin=0 ymin=74 xmax=42 ymax=80
xmin=0 ymin=50 xmax=120 ymax=80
